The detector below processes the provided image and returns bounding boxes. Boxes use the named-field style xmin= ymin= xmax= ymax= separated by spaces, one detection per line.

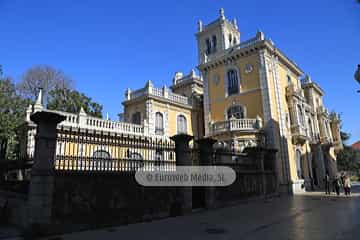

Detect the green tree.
xmin=335 ymin=116 xmax=359 ymax=171
xmin=47 ymin=87 xmax=103 ymax=118
xmin=0 ymin=76 xmax=28 ymax=159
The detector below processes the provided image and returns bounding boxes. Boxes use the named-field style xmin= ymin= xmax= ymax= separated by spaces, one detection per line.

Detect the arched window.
xmin=177 ymin=115 xmax=187 ymax=134
xmin=129 ymin=152 xmax=143 ymax=160
xmin=295 ymin=150 xmax=302 ymax=179
xmin=212 ymin=35 xmax=217 ymax=53
xmin=93 ymin=150 xmax=111 ymax=159
xmin=228 ymin=34 xmax=232 ymax=45
xmin=227 ymin=105 xmax=244 ymax=119
xmin=227 ymin=69 xmax=239 ymax=96
xmin=131 ymin=112 xmax=141 ymax=125
xmin=155 ymin=112 xmax=164 ymax=135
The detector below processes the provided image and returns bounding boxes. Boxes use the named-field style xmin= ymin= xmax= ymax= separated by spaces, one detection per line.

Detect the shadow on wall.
xmin=264 ymin=118 xmax=292 ymax=194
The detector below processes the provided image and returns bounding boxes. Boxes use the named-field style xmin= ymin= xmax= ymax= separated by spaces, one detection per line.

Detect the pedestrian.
xmin=334 ymin=177 xmax=340 ymax=196
xmin=324 ymin=173 xmax=331 ymax=195
xmin=344 ymin=176 xmax=351 ymax=196
xmin=340 ymin=172 xmax=346 ymax=193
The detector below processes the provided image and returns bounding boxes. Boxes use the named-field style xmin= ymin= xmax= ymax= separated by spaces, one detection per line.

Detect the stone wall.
xmin=215 ymin=171 xmax=277 ymax=205
xmin=52 ymin=173 xmax=177 ymax=229
xmin=0 ymin=190 xmax=28 ymax=227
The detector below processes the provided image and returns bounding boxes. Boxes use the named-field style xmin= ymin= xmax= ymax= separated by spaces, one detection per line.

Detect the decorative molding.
xmin=244 ymin=63 xmax=253 ymax=74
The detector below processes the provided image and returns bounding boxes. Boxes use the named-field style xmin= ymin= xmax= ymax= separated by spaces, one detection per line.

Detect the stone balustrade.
xmin=127 ymin=82 xmax=191 ymax=106
xmin=44 ymin=110 xmax=145 ymax=135
xmin=211 ymin=118 xmax=260 ymax=135
xmin=202 ymin=35 xmax=262 ymax=63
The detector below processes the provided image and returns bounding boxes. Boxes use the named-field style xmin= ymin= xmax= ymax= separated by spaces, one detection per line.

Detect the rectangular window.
xmin=287 ymin=75 xmax=291 ymax=85
xmin=227 ymin=70 xmax=239 ymax=96
xmin=205 ymin=38 xmax=211 ymax=55
xmin=131 ymin=112 xmax=141 ymax=125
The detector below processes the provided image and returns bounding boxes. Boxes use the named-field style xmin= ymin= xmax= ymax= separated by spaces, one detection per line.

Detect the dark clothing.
xmin=324 ymin=175 xmax=331 ymax=195
xmin=334 ymin=179 xmax=340 ymax=196
xmin=344 ymin=187 xmax=351 ymax=195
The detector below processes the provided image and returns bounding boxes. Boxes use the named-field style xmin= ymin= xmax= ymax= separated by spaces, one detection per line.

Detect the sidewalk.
xmin=36 ymin=187 xmax=360 ymax=240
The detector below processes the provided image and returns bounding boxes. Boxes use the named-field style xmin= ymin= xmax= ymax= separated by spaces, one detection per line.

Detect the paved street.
xmin=2 ymin=185 xmax=360 ymax=240
xmin=34 ymin=185 xmax=360 ymax=240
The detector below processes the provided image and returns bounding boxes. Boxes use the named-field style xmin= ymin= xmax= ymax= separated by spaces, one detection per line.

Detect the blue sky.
xmin=1 ymin=0 xmax=359 ymax=144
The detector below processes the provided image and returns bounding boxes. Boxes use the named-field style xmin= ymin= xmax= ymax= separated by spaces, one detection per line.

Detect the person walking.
xmin=334 ymin=177 xmax=341 ymax=196
xmin=324 ymin=173 xmax=331 ymax=195
xmin=344 ymin=176 xmax=351 ymax=196
xmin=340 ymin=172 xmax=346 ymax=193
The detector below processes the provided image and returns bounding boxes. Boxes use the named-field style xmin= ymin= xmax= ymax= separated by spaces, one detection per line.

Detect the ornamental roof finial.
xmin=34 ymin=88 xmax=44 ymax=112
xmin=198 ymin=20 xmax=203 ymax=32
xmin=233 ymin=18 xmax=238 ymax=29
xmin=219 ymin=8 xmax=225 ymax=20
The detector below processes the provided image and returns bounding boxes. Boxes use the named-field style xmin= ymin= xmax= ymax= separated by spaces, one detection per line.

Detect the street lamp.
xmin=355 ymin=64 xmax=360 ymax=93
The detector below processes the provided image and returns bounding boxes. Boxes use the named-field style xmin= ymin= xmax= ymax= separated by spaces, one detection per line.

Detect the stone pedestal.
xmin=170 ymin=134 xmax=193 ymax=215
xmin=197 ymin=138 xmax=217 ymax=209
xmin=27 ymin=111 xmax=65 ymax=227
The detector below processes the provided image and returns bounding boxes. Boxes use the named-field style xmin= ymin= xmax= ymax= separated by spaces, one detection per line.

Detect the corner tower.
xmin=196 ymin=8 xmax=240 ymax=65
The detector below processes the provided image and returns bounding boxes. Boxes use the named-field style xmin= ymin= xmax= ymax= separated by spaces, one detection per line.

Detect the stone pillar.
xmin=27 ymin=111 xmax=65 ymax=227
xmin=245 ymin=147 xmax=266 ymax=195
xmin=265 ymin=148 xmax=279 ymax=194
xmin=170 ymin=134 xmax=193 ymax=215
xmin=197 ymin=138 xmax=217 ymax=209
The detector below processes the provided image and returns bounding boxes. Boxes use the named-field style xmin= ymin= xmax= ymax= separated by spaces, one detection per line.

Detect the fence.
xmin=0 ymin=111 xmax=278 ymax=235
xmin=55 ymin=126 xmax=176 ymax=172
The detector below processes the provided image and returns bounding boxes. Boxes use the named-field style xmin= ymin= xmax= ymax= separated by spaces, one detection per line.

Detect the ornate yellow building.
xmin=21 ymin=9 xmax=342 ymax=194
xmin=196 ymin=9 xmax=342 ymax=193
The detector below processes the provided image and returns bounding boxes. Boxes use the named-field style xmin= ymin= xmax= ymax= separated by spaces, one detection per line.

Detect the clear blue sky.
xmin=1 ymin=0 xmax=359 ymax=144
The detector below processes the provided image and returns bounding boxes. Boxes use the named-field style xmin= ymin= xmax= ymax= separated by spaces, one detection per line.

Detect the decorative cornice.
xmin=197 ymin=38 xmax=303 ymax=76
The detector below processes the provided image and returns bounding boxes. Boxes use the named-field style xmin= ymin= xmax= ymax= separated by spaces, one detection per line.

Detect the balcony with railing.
xmin=125 ymin=80 xmax=192 ymax=106
xmin=290 ymin=124 xmax=308 ymax=144
xmin=210 ymin=118 xmax=261 ymax=136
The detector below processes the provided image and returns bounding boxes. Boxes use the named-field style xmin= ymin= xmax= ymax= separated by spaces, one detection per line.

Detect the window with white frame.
xmin=177 ymin=115 xmax=187 ymax=134
xmin=227 ymin=69 xmax=239 ymax=96
xmin=155 ymin=112 xmax=164 ymax=135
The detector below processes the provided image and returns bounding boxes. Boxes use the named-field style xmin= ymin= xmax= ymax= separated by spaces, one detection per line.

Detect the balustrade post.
xmin=27 ymin=111 xmax=65 ymax=229
xmin=170 ymin=134 xmax=193 ymax=215
xmin=197 ymin=138 xmax=217 ymax=209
